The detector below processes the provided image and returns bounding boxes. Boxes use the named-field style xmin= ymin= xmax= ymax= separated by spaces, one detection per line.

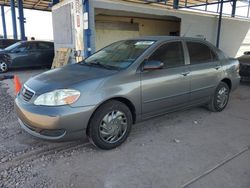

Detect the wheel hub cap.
xmin=216 ymin=87 xmax=228 ymax=108
xmin=99 ymin=110 xmax=128 ymax=144
xmin=0 ymin=62 xmax=7 ymax=72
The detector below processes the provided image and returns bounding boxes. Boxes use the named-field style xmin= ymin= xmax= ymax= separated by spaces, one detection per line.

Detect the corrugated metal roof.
xmin=0 ymin=0 xmax=52 ymax=11
xmin=0 ymin=0 xmax=218 ymax=12
xmin=122 ymin=0 xmax=216 ymax=8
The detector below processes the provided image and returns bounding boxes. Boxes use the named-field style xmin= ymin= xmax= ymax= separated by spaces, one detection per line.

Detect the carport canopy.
xmin=0 ymin=0 xmax=231 ymax=12
xmin=0 ymin=0 xmax=56 ymax=11
xmin=0 ymin=0 xmax=58 ymax=40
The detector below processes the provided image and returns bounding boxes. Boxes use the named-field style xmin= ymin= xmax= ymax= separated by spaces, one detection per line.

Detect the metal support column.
xmin=216 ymin=0 xmax=223 ymax=48
xmin=231 ymin=0 xmax=237 ymax=17
xmin=1 ymin=6 xmax=7 ymax=39
xmin=52 ymin=0 xmax=59 ymax=6
xmin=10 ymin=0 xmax=17 ymax=39
xmin=173 ymin=0 xmax=179 ymax=9
xmin=17 ymin=0 xmax=26 ymax=40
xmin=83 ymin=0 xmax=92 ymax=57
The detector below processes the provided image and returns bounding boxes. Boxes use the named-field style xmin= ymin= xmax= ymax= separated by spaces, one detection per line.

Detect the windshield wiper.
xmin=85 ymin=60 xmax=119 ymax=70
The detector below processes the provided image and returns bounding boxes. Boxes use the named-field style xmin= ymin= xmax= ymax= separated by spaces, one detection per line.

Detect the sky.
xmin=0 ymin=2 xmax=249 ymax=41
xmin=0 ymin=8 xmax=53 ymax=41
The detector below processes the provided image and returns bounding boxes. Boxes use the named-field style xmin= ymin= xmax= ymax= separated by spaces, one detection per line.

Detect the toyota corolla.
xmin=15 ymin=36 xmax=240 ymax=149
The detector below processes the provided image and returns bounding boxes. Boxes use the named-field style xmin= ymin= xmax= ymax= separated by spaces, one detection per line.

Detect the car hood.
xmin=25 ymin=64 xmax=118 ymax=94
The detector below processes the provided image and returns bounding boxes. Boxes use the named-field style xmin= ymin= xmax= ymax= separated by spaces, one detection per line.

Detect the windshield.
xmin=82 ymin=40 xmax=155 ymax=70
xmin=4 ymin=42 xmax=22 ymax=51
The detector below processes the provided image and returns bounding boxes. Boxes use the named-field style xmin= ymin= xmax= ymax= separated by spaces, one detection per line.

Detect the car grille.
xmin=21 ymin=85 xmax=35 ymax=102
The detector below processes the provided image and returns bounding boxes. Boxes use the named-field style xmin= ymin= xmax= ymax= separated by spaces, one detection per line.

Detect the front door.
xmin=11 ymin=42 xmax=38 ymax=68
xmin=141 ymin=41 xmax=190 ymax=119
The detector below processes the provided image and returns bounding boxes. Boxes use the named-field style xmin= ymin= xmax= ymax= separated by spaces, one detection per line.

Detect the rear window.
xmin=37 ymin=42 xmax=53 ymax=50
xmin=187 ymin=42 xmax=218 ymax=64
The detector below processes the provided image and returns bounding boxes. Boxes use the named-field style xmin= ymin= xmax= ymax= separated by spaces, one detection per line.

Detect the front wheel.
xmin=88 ymin=100 xmax=132 ymax=150
xmin=0 ymin=61 xmax=8 ymax=73
xmin=208 ymin=82 xmax=230 ymax=112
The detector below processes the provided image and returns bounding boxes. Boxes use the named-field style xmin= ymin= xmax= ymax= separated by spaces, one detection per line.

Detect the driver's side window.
xmin=149 ymin=42 xmax=185 ymax=69
xmin=15 ymin=44 xmax=28 ymax=53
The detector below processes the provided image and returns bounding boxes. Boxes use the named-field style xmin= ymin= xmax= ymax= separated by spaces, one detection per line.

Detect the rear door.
xmin=141 ymin=41 xmax=190 ymax=118
xmin=185 ymin=41 xmax=222 ymax=104
xmin=36 ymin=42 xmax=55 ymax=67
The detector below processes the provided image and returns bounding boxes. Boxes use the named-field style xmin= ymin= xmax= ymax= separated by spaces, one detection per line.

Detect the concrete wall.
xmin=220 ymin=18 xmax=250 ymax=57
xmin=93 ymin=0 xmax=250 ymax=57
xmin=52 ymin=3 xmax=74 ymax=50
xmin=236 ymin=27 xmax=250 ymax=57
xmin=177 ymin=13 xmax=250 ymax=57
xmin=52 ymin=0 xmax=250 ymax=58
xmin=95 ymin=15 xmax=180 ymax=49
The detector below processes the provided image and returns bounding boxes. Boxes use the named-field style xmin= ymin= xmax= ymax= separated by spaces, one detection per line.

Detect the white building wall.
xmin=52 ymin=0 xmax=250 ymax=58
xmin=178 ymin=13 xmax=250 ymax=57
xmin=95 ymin=15 xmax=180 ymax=49
xmin=220 ymin=18 xmax=250 ymax=57
xmin=93 ymin=0 xmax=250 ymax=57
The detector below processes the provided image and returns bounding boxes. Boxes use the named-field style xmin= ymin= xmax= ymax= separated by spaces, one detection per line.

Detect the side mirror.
xmin=244 ymin=51 xmax=250 ymax=55
xmin=143 ymin=60 xmax=164 ymax=71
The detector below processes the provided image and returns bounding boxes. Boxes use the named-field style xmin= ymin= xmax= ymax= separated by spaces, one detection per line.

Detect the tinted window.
xmin=16 ymin=43 xmax=29 ymax=52
xmin=27 ymin=43 xmax=37 ymax=50
xmin=15 ymin=42 xmax=37 ymax=52
xmin=5 ymin=42 xmax=22 ymax=51
xmin=187 ymin=42 xmax=217 ymax=64
xmin=37 ymin=42 xmax=53 ymax=50
xmin=149 ymin=42 xmax=185 ymax=68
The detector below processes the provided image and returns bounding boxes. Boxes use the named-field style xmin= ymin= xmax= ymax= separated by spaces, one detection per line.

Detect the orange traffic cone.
xmin=13 ymin=75 xmax=22 ymax=95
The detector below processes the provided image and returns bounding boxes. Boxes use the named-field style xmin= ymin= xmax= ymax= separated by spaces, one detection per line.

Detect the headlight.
xmin=34 ymin=89 xmax=80 ymax=106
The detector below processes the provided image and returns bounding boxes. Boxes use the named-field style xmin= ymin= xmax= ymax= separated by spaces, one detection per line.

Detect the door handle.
xmin=215 ymin=66 xmax=221 ymax=70
xmin=181 ymin=72 xmax=190 ymax=76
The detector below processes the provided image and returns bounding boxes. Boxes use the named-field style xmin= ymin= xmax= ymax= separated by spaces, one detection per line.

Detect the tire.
xmin=0 ymin=61 xmax=8 ymax=73
xmin=88 ymin=100 xmax=132 ymax=150
xmin=208 ymin=82 xmax=230 ymax=112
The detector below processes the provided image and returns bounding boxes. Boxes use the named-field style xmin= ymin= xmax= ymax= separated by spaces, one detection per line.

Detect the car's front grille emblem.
xmin=21 ymin=85 xmax=35 ymax=102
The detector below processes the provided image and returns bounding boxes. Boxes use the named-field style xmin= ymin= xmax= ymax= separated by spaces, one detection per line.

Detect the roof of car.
xmin=18 ymin=40 xmax=54 ymax=44
xmin=130 ymin=36 xmax=206 ymax=42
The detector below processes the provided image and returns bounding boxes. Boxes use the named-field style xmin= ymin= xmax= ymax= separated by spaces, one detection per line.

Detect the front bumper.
xmin=15 ymin=95 xmax=96 ymax=141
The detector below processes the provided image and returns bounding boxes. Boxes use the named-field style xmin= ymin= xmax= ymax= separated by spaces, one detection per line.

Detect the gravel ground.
xmin=0 ymin=81 xmax=85 ymax=188
xmin=1 ymin=72 xmax=250 ymax=188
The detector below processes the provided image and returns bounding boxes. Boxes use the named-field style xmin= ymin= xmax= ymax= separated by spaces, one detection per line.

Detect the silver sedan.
xmin=15 ymin=36 xmax=240 ymax=149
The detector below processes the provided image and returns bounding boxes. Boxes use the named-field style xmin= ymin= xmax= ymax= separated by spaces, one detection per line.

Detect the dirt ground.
xmin=0 ymin=69 xmax=250 ymax=188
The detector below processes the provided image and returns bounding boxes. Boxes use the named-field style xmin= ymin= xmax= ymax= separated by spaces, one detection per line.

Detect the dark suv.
xmin=0 ymin=41 xmax=54 ymax=73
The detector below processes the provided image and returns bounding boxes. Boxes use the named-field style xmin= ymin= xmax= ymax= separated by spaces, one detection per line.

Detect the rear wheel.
xmin=88 ymin=100 xmax=132 ymax=150
xmin=208 ymin=82 xmax=230 ymax=112
xmin=0 ymin=61 xmax=8 ymax=73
